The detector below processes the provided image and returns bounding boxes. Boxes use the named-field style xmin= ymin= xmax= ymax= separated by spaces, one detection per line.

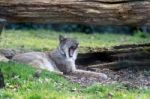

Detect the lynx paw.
xmin=99 ymin=73 xmax=108 ymax=80
xmin=57 ymin=71 xmax=64 ymax=76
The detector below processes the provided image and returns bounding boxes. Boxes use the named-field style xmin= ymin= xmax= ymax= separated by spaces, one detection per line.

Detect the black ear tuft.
xmin=59 ymin=35 xmax=64 ymax=41
xmin=59 ymin=35 xmax=67 ymax=43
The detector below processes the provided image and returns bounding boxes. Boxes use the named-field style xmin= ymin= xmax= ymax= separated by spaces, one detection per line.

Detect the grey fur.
xmin=12 ymin=35 xmax=107 ymax=79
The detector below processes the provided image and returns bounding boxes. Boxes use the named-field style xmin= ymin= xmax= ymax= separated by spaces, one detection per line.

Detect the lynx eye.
xmin=72 ymin=45 xmax=78 ymax=49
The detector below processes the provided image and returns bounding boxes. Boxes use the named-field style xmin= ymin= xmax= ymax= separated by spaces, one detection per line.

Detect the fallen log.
xmin=111 ymin=52 xmax=150 ymax=61
xmin=0 ymin=0 xmax=150 ymax=25
xmin=113 ymin=43 xmax=150 ymax=49
xmin=77 ymin=43 xmax=150 ymax=70
xmin=88 ymin=60 xmax=150 ymax=70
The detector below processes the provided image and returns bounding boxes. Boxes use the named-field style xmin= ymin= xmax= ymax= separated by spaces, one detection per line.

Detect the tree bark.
xmin=0 ymin=18 xmax=6 ymax=36
xmin=0 ymin=69 xmax=5 ymax=88
xmin=0 ymin=0 xmax=149 ymax=25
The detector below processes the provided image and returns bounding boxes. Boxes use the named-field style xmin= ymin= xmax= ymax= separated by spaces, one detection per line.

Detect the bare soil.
xmin=67 ymin=43 xmax=150 ymax=88
xmin=65 ymin=67 xmax=150 ymax=89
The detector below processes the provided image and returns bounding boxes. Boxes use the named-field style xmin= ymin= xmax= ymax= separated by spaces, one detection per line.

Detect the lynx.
xmin=12 ymin=35 xmax=107 ymax=79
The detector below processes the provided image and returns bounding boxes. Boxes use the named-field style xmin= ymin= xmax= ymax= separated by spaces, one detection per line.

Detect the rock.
xmin=0 ymin=49 xmax=16 ymax=59
xmin=0 ymin=54 xmax=9 ymax=62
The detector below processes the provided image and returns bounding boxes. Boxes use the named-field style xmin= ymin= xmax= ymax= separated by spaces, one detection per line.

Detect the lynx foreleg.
xmin=72 ymin=69 xmax=108 ymax=80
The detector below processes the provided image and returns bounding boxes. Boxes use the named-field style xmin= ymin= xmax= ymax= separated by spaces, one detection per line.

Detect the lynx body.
xmin=12 ymin=35 xmax=107 ymax=79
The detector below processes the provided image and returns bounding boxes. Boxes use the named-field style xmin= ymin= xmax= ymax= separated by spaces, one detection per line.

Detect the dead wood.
xmin=77 ymin=43 xmax=150 ymax=70
xmin=88 ymin=60 xmax=150 ymax=70
xmin=0 ymin=0 xmax=149 ymax=25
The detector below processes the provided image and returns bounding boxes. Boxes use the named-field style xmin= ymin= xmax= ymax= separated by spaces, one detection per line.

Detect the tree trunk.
xmin=0 ymin=18 xmax=7 ymax=36
xmin=0 ymin=0 xmax=149 ymax=25
xmin=0 ymin=69 xmax=5 ymax=88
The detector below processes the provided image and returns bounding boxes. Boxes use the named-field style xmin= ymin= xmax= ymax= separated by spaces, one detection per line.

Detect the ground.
xmin=0 ymin=29 xmax=150 ymax=99
xmin=1 ymin=62 xmax=150 ymax=99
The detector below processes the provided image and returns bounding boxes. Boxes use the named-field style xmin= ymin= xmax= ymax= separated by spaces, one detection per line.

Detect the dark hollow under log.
xmin=77 ymin=43 xmax=150 ymax=70
xmin=88 ymin=60 xmax=150 ymax=70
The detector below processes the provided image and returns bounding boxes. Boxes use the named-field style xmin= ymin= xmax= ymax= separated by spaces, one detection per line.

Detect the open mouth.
xmin=69 ymin=46 xmax=76 ymax=57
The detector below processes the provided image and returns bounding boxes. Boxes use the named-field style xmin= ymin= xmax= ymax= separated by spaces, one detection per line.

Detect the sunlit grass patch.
xmin=1 ymin=29 xmax=150 ymax=51
xmin=0 ymin=62 xmax=81 ymax=98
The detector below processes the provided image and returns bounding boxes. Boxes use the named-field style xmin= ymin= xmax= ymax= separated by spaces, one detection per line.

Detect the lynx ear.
xmin=59 ymin=35 xmax=66 ymax=42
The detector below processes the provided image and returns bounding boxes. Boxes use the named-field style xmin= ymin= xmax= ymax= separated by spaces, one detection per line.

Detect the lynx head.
xmin=59 ymin=35 xmax=79 ymax=59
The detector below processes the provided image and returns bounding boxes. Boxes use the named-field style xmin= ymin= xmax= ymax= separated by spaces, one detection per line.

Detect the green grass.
xmin=0 ymin=29 xmax=150 ymax=98
xmin=0 ymin=62 xmax=81 ymax=99
xmin=0 ymin=62 xmax=150 ymax=99
xmin=0 ymin=29 xmax=150 ymax=52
